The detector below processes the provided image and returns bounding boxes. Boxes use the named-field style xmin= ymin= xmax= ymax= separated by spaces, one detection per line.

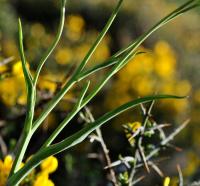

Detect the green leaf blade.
xmin=7 ymin=94 xmax=186 ymax=185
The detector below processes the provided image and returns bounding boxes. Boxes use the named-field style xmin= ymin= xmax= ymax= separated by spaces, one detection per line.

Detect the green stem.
xmin=32 ymin=79 xmax=75 ymax=133
xmin=9 ymin=88 xmax=36 ymax=177
xmin=9 ymin=131 xmax=32 ymax=176
xmin=41 ymin=81 xmax=90 ymax=147
xmin=9 ymin=19 xmax=36 ymax=177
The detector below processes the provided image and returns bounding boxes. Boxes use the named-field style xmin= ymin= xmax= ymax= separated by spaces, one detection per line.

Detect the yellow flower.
xmin=33 ymin=173 xmax=54 ymax=186
xmin=0 ymin=155 xmax=13 ymax=171
xmin=0 ymin=155 xmax=56 ymax=186
xmin=163 ymin=177 xmax=170 ymax=186
xmin=127 ymin=122 xmax=142 ymax=132
xmin=0 ymin=155 xmax=13 ymax=186
xmin=41 ymin=156 xmax=58 ymax=174
xmin=0 ymin=155 xmax=26 ymax=186
xmin=124 ymin=122 xmax=142 ymax=145
xmin=0 ymin=75 xmax=27 ymax=106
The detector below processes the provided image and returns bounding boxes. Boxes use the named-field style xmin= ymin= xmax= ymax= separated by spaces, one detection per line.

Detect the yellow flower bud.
xmin=33 ymin=173 xmax=54 ymax=186
xmin=41 ymin=156 xmax=58 ymax=174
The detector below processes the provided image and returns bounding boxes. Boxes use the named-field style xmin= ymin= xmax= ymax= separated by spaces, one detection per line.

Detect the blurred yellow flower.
xmin=55 ymin=47 xmax=72 ymax=65
xmin=41 ymin=156 xmax=58 ymax=174
xmin=154 ymin=41 xmax=176 ymax=79
xmin=154 ymin=59 xmax=175 ymax=79
xmin=135 ymin=76 xmax=154 ymax=96
xmin=163 ymin=177 xmax=170 ymax=186
xmin=66 ymin=15 xmax=85 ymax=41
xmin=105 ymin=40 xmax=191 ymax=117
xmin=0 ymin=65 xmax=7 ymax=73
xmin=3 ymin=40 xmax=19 ymax=57
xmin=31 ymin=23 xmax=45 ymax=38
xmin=38 ymin=77 xmax=57 ymax=93
xmin=175 ymin=80 xmax=191 ymax=95
xmin=67 ymin=15 xmax=85 ymax=34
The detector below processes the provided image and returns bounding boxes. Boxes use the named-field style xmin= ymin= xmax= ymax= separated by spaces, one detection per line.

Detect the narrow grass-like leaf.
xmin=77 ymin=52 xmax=145 ymax=82
xmin=76 ymin=81 xmax=90 ymax=109
xmin=33 ymin=0 xmax=66 ymax=85
xmin=7 ymin=95 xmax=186 ymax=185
xmin=113 ymin=0 xmax=200 ymax=58
xmin=18 ymin=19 xmax=33 ymax=88
xmin=77 ymin=58 xmax=120 ymax=81
xmin=73 ymin=0 xmax=124 ymax=76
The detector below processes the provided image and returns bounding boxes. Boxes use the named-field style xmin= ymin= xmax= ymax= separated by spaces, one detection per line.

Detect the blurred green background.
xmin=0 ymin=0 xmax=200 ymax=185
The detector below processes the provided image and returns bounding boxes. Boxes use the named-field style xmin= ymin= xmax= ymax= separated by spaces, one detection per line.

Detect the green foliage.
xmin=3 ymin=0 xmax=200 ymax=185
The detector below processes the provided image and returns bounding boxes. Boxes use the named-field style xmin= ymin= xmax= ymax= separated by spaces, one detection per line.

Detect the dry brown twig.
xmin=81 ymin=106 xmax=119 ymax=186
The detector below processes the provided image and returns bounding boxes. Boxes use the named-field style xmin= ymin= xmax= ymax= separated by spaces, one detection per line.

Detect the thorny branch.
xmin=81 ymin=107 xmax=119 ymax=186
xmin=104 ymin=103 xmax=189 ymax=186
xmin=129 ymin=101 xmax=155 ymax=185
